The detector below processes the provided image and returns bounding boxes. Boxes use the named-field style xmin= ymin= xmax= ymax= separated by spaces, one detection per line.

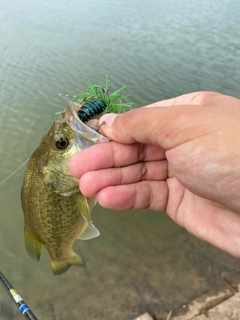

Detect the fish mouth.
xmin=65 ymin=102 xmax=109 ymax=146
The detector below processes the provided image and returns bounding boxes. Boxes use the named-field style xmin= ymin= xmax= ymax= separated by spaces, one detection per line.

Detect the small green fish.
xmin=21 ymin=102 xmax=109 ymax=275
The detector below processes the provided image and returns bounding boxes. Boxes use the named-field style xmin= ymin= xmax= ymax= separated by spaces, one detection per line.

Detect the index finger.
xmin=69 ymin=141 xmax=165 ymax=178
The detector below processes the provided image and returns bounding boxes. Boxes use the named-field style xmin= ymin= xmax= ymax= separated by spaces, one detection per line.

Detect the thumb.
xmin=99 ymin=105 xmax=213 ymax=150
xmin=99 ymin=113 xmax=118 ymax=127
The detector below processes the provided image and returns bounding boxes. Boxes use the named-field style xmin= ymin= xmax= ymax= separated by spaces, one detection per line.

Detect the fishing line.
xmin=0 ymin=271 xmax=38 ymax=320
xmin=0 ymin=93 xmax=72 ymax=186
xmin=58 ymin=93 xmax=76 ymax=97
xmin=0 ymin=158 xmax=29 ymax=186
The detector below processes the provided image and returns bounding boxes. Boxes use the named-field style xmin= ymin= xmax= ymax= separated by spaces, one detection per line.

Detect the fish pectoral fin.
xmin=78 ymin=222 xmax=100 ymax=240
xmin=78 ymin=193 xmax=91 ymax=223
xmin=24 ymin=224 xmax=43 ymax=261
xmin=77 ymin=194 xmax=100 ymax=240
xmin=43 ymin=166 xmax=79 ymax=195
xmin=51 ymin=253 xmax=86 ymax=276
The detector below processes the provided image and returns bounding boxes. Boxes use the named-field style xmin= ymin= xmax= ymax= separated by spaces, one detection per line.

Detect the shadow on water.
xmin=1 ymin=0 xmax=240 ymax=319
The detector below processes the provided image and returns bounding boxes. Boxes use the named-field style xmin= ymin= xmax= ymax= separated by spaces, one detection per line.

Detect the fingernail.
xmin=99 ymin=113 xmax=118 ymax=127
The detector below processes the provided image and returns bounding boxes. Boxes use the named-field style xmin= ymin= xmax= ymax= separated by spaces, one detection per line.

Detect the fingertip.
xmin=96 ymin=186 xmax=135 ymax=211
xmin=96 ymin=187 xmax=114 ymax=209
xmin=79 ymin=174 xmax=94 ymax=197
xmin=69 ymin=153 xmax=78 ymax=176
xmin=99 ymin=113 xmax=118 ymax=127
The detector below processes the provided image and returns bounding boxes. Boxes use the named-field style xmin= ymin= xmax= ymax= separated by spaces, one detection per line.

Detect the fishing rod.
xmin=0 ymin=271 xmax=38 ymax=320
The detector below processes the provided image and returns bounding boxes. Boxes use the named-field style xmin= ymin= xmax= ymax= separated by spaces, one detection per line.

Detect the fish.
xmin=21 ymin=102 xmax=109 ymax=275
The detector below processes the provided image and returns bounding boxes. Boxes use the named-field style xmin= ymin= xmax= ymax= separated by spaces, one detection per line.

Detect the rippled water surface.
xmin=0 ymin=0 xmax=240 ymax=319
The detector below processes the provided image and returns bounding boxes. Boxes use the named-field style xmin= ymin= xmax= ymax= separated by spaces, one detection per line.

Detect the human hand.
xmin=69 ymin=92 xmax=240 ymax=257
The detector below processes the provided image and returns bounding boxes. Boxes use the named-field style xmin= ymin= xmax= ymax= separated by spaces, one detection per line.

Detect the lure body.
xmin=77 ymin=100 xmax=106 ymax=123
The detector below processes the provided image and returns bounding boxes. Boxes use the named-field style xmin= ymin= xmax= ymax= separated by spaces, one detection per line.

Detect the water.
xmin=0 ymin=0 xmax=240 ymax=319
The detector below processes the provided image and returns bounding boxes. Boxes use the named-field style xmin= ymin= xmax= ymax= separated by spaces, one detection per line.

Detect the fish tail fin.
xmin=24 ymin=224 xmax=43 ymax=261
xmin=51 ymin=253 xmax=86 ymax=276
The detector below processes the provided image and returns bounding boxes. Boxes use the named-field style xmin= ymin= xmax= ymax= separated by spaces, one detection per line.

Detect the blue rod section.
xmin=0 ymin=270 xmax=38 ymax=320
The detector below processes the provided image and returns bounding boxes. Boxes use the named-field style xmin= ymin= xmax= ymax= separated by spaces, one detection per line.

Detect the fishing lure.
xmin=71 ymin=75 xmax=132 ymax=123
xmin=77 ymin=100 xmax=106 ymax=123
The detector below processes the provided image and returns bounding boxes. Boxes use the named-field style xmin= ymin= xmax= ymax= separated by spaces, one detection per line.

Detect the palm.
xmin=167 ymin=176 xmax=240 ymax=257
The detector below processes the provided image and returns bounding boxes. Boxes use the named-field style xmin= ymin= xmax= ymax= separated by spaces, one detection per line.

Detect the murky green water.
xmin=0 ymin=0 xmax=240 ymax=319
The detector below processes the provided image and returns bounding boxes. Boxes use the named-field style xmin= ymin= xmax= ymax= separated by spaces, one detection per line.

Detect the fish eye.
xmin=56 ymin=137 xmax=69 ymax=149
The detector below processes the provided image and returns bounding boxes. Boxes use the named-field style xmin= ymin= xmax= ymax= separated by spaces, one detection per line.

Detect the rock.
xmin=133 ymin=312 xmax=154 ymax=320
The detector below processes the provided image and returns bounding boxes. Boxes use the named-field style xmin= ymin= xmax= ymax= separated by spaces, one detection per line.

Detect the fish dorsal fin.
xmin=78 ymin=193 xmax=91 ymax=223
xmin=78 ymin=223 xmax=100 ymax=240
